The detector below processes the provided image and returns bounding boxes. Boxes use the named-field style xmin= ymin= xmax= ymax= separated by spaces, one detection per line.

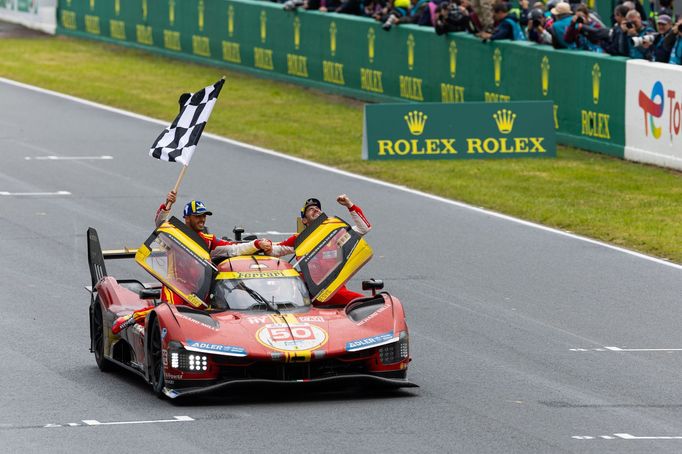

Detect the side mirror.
xmin=362 ymin=279 xmax=384 ymax=296
xmin=233 ymin=226 xmax=245 ymax=241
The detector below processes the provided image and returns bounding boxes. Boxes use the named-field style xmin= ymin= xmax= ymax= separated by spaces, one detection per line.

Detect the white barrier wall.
xmin=0 ymin=0 xmax=56 ymax=34
xmin=625 ymin=60 xmax=682 ymax=171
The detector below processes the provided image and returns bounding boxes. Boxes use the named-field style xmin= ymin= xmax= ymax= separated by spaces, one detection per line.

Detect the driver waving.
xmin=269 ymin=194 xmax=371 ymax=306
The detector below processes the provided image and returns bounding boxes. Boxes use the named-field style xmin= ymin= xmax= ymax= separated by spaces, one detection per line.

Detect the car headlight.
xmin=168 ymin=342 xmax=209 ymax=372
xmin=188 ymin=354 xmax=208 ymax=371
xmin=378 ymin=331 xmax=409 ymax=364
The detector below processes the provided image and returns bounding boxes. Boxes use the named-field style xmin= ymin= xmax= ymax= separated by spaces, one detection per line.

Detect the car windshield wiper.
xmin=236 ymin=281 xmax=280 ymax=314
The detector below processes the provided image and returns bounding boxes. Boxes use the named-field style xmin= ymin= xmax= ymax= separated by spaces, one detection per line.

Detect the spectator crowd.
xmin=276 ymin=0 xmax=682 ymax=65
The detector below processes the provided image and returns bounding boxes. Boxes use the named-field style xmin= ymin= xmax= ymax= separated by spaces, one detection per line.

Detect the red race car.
xmin=87 ymin=215 xmax=415 ymax=399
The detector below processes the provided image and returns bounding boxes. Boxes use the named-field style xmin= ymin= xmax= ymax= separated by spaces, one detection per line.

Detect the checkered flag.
xmin=149 ymin=78 xmax=225 ymax=166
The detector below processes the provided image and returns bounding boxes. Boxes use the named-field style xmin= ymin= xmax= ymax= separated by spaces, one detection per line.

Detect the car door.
xmin=294 ymin=213 xmax=373 ymax=303
xmin=135 ymin=216 xmax=216 ymax=308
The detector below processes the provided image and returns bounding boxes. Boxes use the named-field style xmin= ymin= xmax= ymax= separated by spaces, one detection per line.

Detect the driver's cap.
xmin=301 ymin=198 xmax=321 ymax=218
xmin=183 ymin=200 xmax=213 ymax=217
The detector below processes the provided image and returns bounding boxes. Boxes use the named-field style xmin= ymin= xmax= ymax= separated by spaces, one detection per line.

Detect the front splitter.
xmin=163 ymin=374 xmax=418 ymax=399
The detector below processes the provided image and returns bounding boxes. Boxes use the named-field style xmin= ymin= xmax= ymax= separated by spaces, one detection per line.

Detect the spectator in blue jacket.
xmin=618 ymin=9 xmax=656 ymax=59
xmin=479 ymin=2 xmax=526 ymax=41
xmin=549 ymin=2 xmax=576 ymax=49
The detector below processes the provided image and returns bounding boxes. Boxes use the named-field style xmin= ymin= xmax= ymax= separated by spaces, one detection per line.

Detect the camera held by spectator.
xmin=434 ymin=1 xmax=470 ymax=35
xmin=631 ymin=33 xmax=657 ymax=47
xmin=382 ymin=12 xmax=401 ymax=30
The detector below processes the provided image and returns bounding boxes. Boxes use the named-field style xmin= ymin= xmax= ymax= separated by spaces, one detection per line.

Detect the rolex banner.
xmin=362 ymin=102 xmax=556 ymax=160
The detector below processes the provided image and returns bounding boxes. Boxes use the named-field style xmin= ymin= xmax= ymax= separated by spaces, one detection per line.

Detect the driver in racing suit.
xmin=268 ymin=194 xmax=371 ymax=307
xmin=113 ymin=192 xmax=273 ymax=334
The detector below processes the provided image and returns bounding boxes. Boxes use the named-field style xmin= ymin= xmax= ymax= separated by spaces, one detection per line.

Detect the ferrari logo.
xmin=293 ymin=17 xmax=301 ymax=50
xmin=592 ymin=63 xmax=601 ymax=105
xmin=198 ymin=0 xmax=205 ymax=31
xmin=407 ymin=33 xmax=415 ymax=70
xmin=169 ymin=0 xmax=175 ymax=25
xmin=89 ymin=0 xmax=94 ymax=11
xmin=142 ymin=0 xmax=148 ymax=21
xmin=228 ymin=4 xmax=234 ymax=37
xmin=260 ymin=11 xmax=267 ymax=43
xmin=541 ymin=56 xmax=550 ymax=96
xmin=115 ymin=0 xmax=120 ymax=16
xmin=367 ymin=27 xmax=375 ymax=63
xmin=330 ymin=21 xmax=337 ymax=56
xmin=448 ymin=41 xmax=457 ymax=79
xmin=493 ymin=48 xmax=502 ymax=88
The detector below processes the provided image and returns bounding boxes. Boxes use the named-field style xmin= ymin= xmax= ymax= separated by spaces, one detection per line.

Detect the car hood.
xmin=168 ymin=296 xmax=401 ymax=359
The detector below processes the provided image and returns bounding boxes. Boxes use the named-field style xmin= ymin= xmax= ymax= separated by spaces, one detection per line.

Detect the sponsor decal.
xmin=639 ymin=81 xmax=666 ymax=139
xmin=356 ymin=304 xmax=389 ymax=325
xmin=625 ymin=62 xmax=682 ymax=170
xmin=260 ymin=11 xmax=267 ymax=43
xmin=298 ymin=316 xmax=324 ymax=322
xmin=162 ymin=349 xmax=168 ymax=366
xmin=217 ymin=269 xmax=299 ymax=280
xmin=541 ymin=56 xmax=550 ymax=96
xmin=330 ymin=22 xmax=337 ymax=56
xmin=294 ymin=17 xmax=301 ymax=50
xmin=407 ymin=34 xmax=415 ymax=70
xmin=227 ymin=4 xmax=234 ymax=36
xmin=256 ymin=323 xmax=328 ymax=352
xmin=363 ymin=102 xmax=555 ymax=160
xmin=177 ymin=313 xmax=218 ymax=331
xmin=246 ymin=315 xmax=270 ymax=324
xmin=493 ymin=48 xmax=502 ymax=87
xmin=164 ymin=373 xmax=183 ymax=380
xmin=367 ymin=28 xmax=375 ymax=63
xmin=185 ymin=340 xmax=247 ymax=356
xmin=449 ymin=41 xmax=457 ymax=79
xmin=346 ymin=331 xmax=396 ymax=352
xmin=161 ymin=328 xmax=167 ymax=339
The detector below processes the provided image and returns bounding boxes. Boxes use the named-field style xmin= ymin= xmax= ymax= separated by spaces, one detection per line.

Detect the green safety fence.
xmin=57 ymin=0 xmax=627 ymax=157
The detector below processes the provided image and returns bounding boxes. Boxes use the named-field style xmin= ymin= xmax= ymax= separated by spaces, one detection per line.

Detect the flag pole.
xmin=165 ymin=165 xmax=188 ymax=210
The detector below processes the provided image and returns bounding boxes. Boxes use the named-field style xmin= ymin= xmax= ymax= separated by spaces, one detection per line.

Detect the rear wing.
xmin=87 ymin=227 xmax=139 ymax=289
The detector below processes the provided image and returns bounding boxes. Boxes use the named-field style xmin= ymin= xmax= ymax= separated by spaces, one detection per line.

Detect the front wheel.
xmin=148 ymin=317 xmax=165 ymax=397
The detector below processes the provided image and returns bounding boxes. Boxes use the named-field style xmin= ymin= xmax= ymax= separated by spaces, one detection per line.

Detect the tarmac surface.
xmin=2 ymin=78 xmax=682 ymax=453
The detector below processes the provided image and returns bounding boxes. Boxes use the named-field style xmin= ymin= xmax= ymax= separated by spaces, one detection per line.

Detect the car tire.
xmin=92 ymin=301 xmax=113 ymax=372
xmin=149 ymin=317 xmax=165 ymax=398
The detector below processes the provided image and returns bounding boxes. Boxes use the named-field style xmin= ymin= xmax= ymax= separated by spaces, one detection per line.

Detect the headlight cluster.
xmin=378 ymin=331 xmax=409 ymax=364
xmin=168 ymin=345 xmax=209 ymax=372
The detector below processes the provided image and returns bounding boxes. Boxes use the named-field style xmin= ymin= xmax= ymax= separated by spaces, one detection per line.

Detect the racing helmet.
xmin=183 ymin=200 xmax=213 ymax=217
xmin=300 ymin=198 xmax=321 ymax=218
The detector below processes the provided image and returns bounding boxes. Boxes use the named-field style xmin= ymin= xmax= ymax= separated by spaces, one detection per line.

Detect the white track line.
xmin=2 ymin=76 xmax=681 ymax=271
xmin=25 ymin=155 xmax=113 ymax=160
xmin=82 ymin=416 xmax=194 ymax=426
xmin=0 ymin=191 xmax=71 ymax=196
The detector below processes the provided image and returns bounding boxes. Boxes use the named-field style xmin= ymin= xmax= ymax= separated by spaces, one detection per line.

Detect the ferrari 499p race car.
xmin=87 ymin=214 xmax=415 ymax=399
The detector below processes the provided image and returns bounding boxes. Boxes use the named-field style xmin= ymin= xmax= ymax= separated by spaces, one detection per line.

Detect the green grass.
xmin=2 ymin=36 xmax=682 ymax=262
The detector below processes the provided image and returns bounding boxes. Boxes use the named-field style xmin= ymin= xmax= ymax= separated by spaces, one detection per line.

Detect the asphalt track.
xmin=2 ymin=77 xmax=682 ymax=454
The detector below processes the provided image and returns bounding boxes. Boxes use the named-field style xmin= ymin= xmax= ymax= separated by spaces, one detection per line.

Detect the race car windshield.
xmin=212 ymin=277 xmax=311 ymax=311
